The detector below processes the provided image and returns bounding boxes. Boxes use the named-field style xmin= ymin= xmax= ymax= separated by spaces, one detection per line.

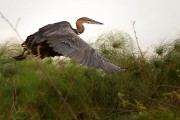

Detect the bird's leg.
xmin=13 ymin=48 xmax=29 ymax=61
xmin=36 ymin=45 xmax=42 ymax=58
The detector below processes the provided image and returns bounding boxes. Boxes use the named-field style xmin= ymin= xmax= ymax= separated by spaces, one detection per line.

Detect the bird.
xmin=14 ymin=17 xmax=124 ymax=73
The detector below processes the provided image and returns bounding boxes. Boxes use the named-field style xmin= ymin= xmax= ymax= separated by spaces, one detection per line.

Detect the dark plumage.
xmin=14 ymin=17 xmax=124 ymax=73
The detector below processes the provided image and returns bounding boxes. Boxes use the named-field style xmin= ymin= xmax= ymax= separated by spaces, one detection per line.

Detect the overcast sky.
xmin=1 ymin=0 xmax=180 ymax=50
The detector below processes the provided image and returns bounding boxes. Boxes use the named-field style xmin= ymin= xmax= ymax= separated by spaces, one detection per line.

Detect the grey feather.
xmin=23 ymin=21 xmax=123 ymax=72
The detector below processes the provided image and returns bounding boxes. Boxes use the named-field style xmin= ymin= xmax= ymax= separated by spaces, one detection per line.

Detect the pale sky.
xmin=1 ymin=0 xmax=180 ymax=50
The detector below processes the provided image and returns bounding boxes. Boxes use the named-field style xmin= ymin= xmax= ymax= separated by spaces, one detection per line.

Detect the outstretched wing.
xmin=25 ymin=21 xmax=123 ymax=72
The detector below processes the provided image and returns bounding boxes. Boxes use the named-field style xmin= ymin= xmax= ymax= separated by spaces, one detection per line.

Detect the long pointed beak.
xmin=87 ymin=19 xmax=104 ymax=25
xmin=92 ymin=20 xmax=104 ymax=25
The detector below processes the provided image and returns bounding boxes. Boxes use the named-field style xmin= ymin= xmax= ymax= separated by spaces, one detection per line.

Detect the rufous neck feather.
xmin=75 ymin=19 xmax=85 ymax=34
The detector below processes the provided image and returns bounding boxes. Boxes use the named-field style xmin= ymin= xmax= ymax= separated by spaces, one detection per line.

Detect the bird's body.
xmin=14 ymin=17 xmax=123 ymax=72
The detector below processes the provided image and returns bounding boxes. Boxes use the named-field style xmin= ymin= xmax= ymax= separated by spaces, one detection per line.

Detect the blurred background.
xmin=1 ymin=0 xmax=180 ymax=50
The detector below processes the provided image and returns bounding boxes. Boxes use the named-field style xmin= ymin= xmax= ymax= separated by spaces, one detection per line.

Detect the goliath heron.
xmin=14 ymin=17 xmax=123 ymax=72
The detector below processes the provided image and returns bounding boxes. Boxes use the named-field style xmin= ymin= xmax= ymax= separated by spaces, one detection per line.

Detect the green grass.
xmin=0 ymin=32 xmax=180 ymax=120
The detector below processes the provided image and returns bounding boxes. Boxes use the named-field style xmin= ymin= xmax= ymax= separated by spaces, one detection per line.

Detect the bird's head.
xmin=77 ymin=17 xmax=103 ymax=25
xmin=75 ymin=17 xmax=103 ymax=34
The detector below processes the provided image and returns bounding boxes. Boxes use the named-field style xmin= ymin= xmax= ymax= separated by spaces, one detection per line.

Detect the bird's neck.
xmin=75 ymin=19 xmax=85 ymax=35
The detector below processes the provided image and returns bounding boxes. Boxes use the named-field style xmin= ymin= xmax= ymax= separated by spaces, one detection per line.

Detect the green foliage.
xmin=0 ymin=32 xmax=180 ymax=119
xmin=137 ymin=110 xmax=177 ymax=120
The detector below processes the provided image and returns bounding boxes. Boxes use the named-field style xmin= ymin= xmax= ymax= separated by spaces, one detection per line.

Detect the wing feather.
xmin=24 ymin=21 xmax=122 ymax=72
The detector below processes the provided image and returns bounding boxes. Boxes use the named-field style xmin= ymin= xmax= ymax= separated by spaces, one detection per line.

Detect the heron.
xmin=14 ymin=17 xmax=124 ymax=72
